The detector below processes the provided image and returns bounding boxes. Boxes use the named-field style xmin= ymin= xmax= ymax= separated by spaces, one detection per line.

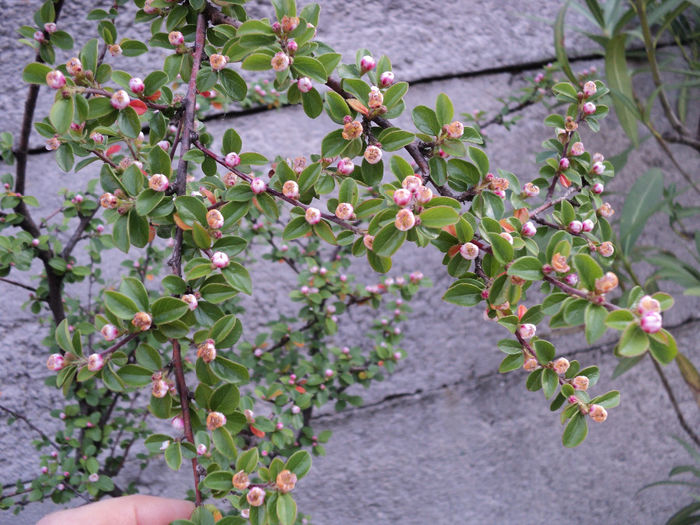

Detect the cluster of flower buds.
xmin=484 ymin=172 xmax=509 ymax=198
xmin=637 ymin=295 xmax=663 ymax=334
xmin=342 ymin=117 xmax=363 ymax=141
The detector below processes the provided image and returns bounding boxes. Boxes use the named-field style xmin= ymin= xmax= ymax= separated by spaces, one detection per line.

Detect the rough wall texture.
xmin=1 ymin=1 xmax=699 ymax=524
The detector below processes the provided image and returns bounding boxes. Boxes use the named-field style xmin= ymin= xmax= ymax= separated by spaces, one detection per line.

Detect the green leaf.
xmin=222 ymin=262 xmax=252 ymax=295
xmin=542 ymin=368 xmax=559 ymax=399
xmin=605 ymin=33 xmax=639 ymax=146
xmin=554 ymin=1 xmax=578 ymax=84
xmin=648 ymin=329 xmax=678 ymax=364
xmin=276 ymin=494 xmax=297 ymax=525
xmin=562 ymin=412 xmax=588 ymax=447
xmin=219 ymin=69 xmax=247 ymax=101
xmin=128 ymin=210 xmax=149 ymax=248
xmin=135 ymin=189 xmax=164 ymax=216
xmin=120 ymin=39 xmax=147 ymax=56
xmin=23 ymin=62 xmax=52 ymax=84
xmin=236 ymin=447 xmax=259 ymax=473
xmin=55 ymin=143 xmax=74 ymax=172
xmin=87 ymin=96 xmax=114 ymax=119
xmin=590 ymin=390 xmax=620 ymax=409
xmin=533 ymin=340 xmax=555 ymax=365
xmin=619 ymin=169 xmax=664 ymax=255
xmin=412 ymin=105 xmax=440 ymax=135
xmin=151 ymin=297 xmax=189 ymax=325
xmin=419 ymin=206 xmax=459 ymax=229
xmin=321 ymin=129 xmax=347 ymax=158
xmin=209 ymin=383 xmax=240 ymax=413
xmin=118 ymin=106 xmax=141 ymax=139
xmin=175 ymin=196 xmax=207 ymax=226
xmin=104 ymin=291 xmax=140 ymax=319
xmin=442 ymin=283 xmax=483 ymax=307
xmin=467 ymin=147 xmax=489 ymax=177
xmin=486 ymin=232 xmax=514 ymax=265
xmin=50 ymin=97 xmax=74 ymax=134
xmin=435 ymin=93 xmax=453 ymax=126
xmin=383 ymin=81 xmax=408 ymax=109
xmin=507 ymin=256 xmax=542 ymax=281
xmin=121 ymin=277 xmax=150 ymax=311
xmin=499 ymin=353 xmax=524 ymax=373
xmin=584 ymin=304 xmax=607 ymax=344
xmin=118 ymin=364 xmax=152 ymax=386
xmin=325 ymin=91 xmax=351 ymax=123
xmin=203 ymin=471 xmax=234 ymax=491
xmin=55 ymin=319 xmax=75 ymax=353
xmin=298 ymin=163 xmax=321 ymax=194
xmin=283 ymin=216 xmax=311 ymax=240
xmin=165 ymin=441 xmax=182 ymax=471
xmin=618 ymin=323 xmax=649 ymax=357
xmin=573 ymin=254 xmax=603 ymax=291
xmin=292 ymin=56 xmax=327 ymax=83
xmin=285 ymin=450 xmax=311 ymax=478
xmin=605 ymin=309 xmax=635 ymax=330
xmin=242 ymin=53 xmax=273 ymax=71
xmin=212 ymin=427 xmax=237 ymax=459
xmin=372 ymin=223 xmax=406 ymax=257
xmin=366 ymin=251 xmax=392 ymax=273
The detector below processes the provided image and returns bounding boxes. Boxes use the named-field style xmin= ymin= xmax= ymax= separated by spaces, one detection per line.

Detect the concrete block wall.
xmin=1 ymin=1 xmax=699 ymax=524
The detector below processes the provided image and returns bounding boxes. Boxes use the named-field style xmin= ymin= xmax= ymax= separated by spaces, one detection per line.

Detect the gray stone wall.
xmin=1 ymin=1 xmax=699 ymax=524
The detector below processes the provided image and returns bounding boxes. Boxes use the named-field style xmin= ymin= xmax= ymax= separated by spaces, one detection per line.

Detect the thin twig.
xmin=0 ymin=277 xmax=37 ymax=293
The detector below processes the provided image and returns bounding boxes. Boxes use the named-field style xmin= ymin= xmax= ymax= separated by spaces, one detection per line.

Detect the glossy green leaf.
xmin=151 ymin=297 xmax=189 ymax=325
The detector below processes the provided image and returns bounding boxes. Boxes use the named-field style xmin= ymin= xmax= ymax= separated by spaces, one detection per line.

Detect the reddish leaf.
xmin=129 ymin=99 xmax=148 ymax=116
xmin=447 ymin=245 xmax=460 ymax=257
xmin=106 ymin=145 xmax=121 ymax=157
xmin=559 ymin=174 xmax=571 ymax=188
xmin=517 ymin=304 xmax=527 ymax=320
xmin=295 ymin=385 xmax=306 ymax=394
xmin=144 ymin=90 xmax=161 ymax=101
xmin=250 ymin=425 xmax=265 ymax=438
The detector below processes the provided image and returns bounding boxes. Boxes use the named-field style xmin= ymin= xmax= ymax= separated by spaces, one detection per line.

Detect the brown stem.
xmin=91 ymin=149 xmax=119 ymax=169
xmin=167 ymin=13 xmax=207 ymax=508
xmin=543 ymin=274 xmax=619 ymax=312
xmin=650 ymin=355 xmax=700 ymax=448
xmin=193 ymin=141 xmax=365 ymax=234
xmin=98 ymin=332 xmax=139 ymax=356
xmin=62 ymin=208 xmax=99 ymax=259
xmin=0 ymin=277 xmax=37 ymax=293
xmin=204 ymin=3 xmax=241 ymax=27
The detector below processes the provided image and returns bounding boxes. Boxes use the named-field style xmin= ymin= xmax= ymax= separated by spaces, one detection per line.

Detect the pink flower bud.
xmin=206 ymin=411 xmax=226 ymax=431
xmin=559 ymin=157 xmax=570 ymax=170
xmin=568 ymin=220 xmax=582 ymax=234
xmin=87 ymin=353 xmax=104 ymax=372
xmin=337 ymin=157 xmax=354 ymax=175
xmin=364 ymin=145 xmax=382 ymax=164
xmin=305 ymin=207 xmax=321 ymax=225
xmin=300 ymin=285 xmax=310 ymax=295
xmin=534 ymin=72 xmax=544 ymax=83
xmin=211 ymin=251 xmax=230 ymax=268
xmin=460 ymin=242 xmax=479 ymax=260
xmin=111 ymin=90 xmax=130 ymax=110
xmin=206 ymin=209 xmax=224 ymax=230
xmin=410 ymin=271 xmax=424 ymax=283
xmin=402 ymin=175 xmax=423 ymax=193
xmin=86 ymin=472 xmax=100 ymax=483
xmin=591 ymin=161 xmax=604 ymax=175
xmin=47 ymin=353 xmax=65 ymax=371
xmin=416 ymin=186 xmax=433 ymax=204
xmin=46 ymin=70 xmax=66 ymax=89
xmin=592 ymin=152 xmax=605 ymax=163
xmin=598 ymin=202 xmax=615 ymax=218
xmin=210 ymin=53 xmax=228 ymax=71
xmin=148 ymin=174 xmax=169 ymax=192
xmin=592 ymin=182 xmax=604 ymax=194
xmin=393 ymin=188 xmax=412 ymax=207
xmin=287 ymin=40 xmax=298 ymax=53
xmin=282 ymin=180 xmax=299 ymax=199
xmin=181 ymin=294 xmax=198 ymax=311
xmin=297 ymin=77 xmax=313 ymax=93
xmin=128 ymin=77 xmax=145 ymax=94
xmin=90 ymin=131 xmax=104 ymax=144
xmin=572 ymin=375 xmax=589 ymax=391
xmin=445 ymin=121 xmax=464 ymax=139
xmin=196 ymin=444 xmax=207 ymax=455
xmin=247 ymin=487 xmax=265 ymax=507
xmin=564 ymin=273 xmax=579 ymax=286
xmin=101 ymin=324 xmax=119 ymax=341
xmin=171 ymin=415 xmax=185 ymax=431
xmin=598 ymin=241 xmax=614 ymax=257
xmin=523 ymin=357 xmax=538 ymax=371
xmin=380 ymin=71 xmax=395 ymax=87
xmin=44 ymin=22 xmax=57 ymax=33
xmin=640 ymin=311 xmax=662 ymax=334
xmin=254 ymin=348 xmax=263 ymax=357
xmin=276 ymin=422 xmax=284 ymax=430
xmin=362 ymin=234 xmax=375 ymax=251
xmin=583 ymin=81 xmax=597 ymax=97
xmin=519 ymin=323 xmax=536 ymax=340
xmin=395 ymin=208 xmax=416 ymax=231
xmin=66 ymin=57 xmax=82 ymax=76
xmin=324 ymin=369 xmax=334 ymax=378
xmin=581 ymin=219 xmax=594 ymax=232
xmin=108 ymin=44 xmax=122 ymax=57
xmin=168 ymin=31 xmax=184 ymax=46
xmin=521 ymin=221 xmax=537 ymax=237
xmin=360 ymin=55 xmax=376 ymax=72
xmin=152 ymin=380 xmax=168 ymax=398
xmin=251 ymin=178 xmax=268 ymax=196
xmin=319 ymin=267 xmax=327 ymax=276
xmin=335 ymin=202 xmax=354 ymax=220
xmin=553 ymin=357 xmax=570 ymax=375
xmin=291 ymin=405 xmax=301 ymax=414
xmin=34 ymin=31 xmax=46 ymax=43
xmin=638 ymin=295 xmax=661 ymax=315
xmin=523 ymin=182 xmax=540 ymax=197
xmin=583 ymin=102 xmax=596 ymax=115
xmin=570 ymin=142 xmax=585 ymax=156
xmin=224 ymin=152 xmax=240 ymax=168
xmin=271 ymin=52 xmax=290 ymax=71
xmin=589 ymin=404 xmax=608 ymax=423
xmin=31 ymin=238 xmax=40 ymax=247
xmin=499 ymin=232 xmax=513 ymax=245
